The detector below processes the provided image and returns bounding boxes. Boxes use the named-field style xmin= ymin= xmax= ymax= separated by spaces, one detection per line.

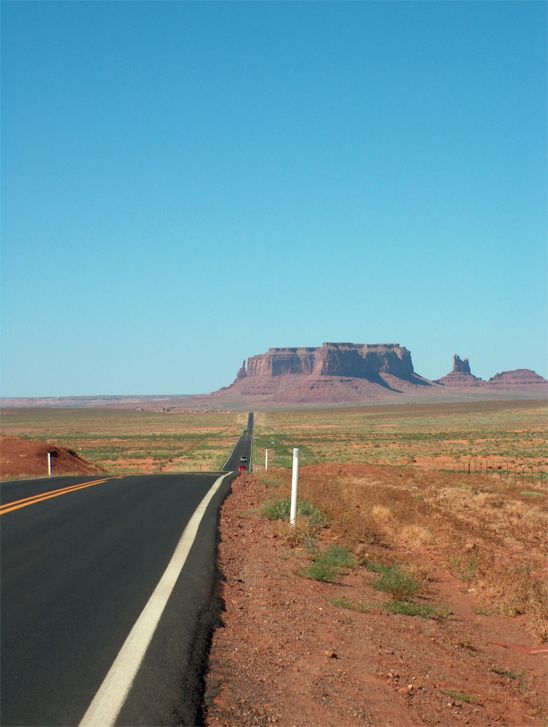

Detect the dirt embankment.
xmin=205 ymin=467 xmax=547 ymax=726
xmin=0 ymin=434 xmax=103 ymax=479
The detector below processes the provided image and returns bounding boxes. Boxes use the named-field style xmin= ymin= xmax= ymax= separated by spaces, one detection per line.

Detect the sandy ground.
xmin=0 ymin=434 xmax=103 ymax=480
xmin=205 ymin=472 xmax=547 ymax=727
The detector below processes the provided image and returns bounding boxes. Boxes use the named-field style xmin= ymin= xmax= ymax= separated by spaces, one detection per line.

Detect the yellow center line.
xmin=0 ymin=477 xmax=121 ymax=516
xmin=0 ymin=478 xmax=109 ymax=511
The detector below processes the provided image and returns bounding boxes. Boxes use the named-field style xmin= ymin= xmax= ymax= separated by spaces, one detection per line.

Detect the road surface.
xmin=0 ymin=413 xmax=253 ymax=726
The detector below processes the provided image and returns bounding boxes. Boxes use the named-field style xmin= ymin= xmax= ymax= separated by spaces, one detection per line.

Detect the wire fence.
xmin=460 ymin=460 xmax=546 ymax=484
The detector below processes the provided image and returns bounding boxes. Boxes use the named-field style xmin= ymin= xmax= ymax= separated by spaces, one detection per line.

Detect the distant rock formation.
xmin=244 ymin=342 xmax=418 ymax=381
xmin=486 ymin=369 xmax=548 ymax=386
xmin=453 ymin=354 xmax=471 ymax=374
xmin=235 ymin=360 xmax=247 ymax=381
xmin=213 ymin=344 xmax=547 ymax=406
xmin=219 ymin=342 xmax=432 ymax=404
xmin=436 ymin=354 xmax=483 ymax=387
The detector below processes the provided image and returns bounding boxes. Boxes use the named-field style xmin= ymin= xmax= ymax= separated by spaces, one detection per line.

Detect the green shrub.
xmin=373 ymin=565 xmax=419 ymax=601
xmin=262 ymin=498 xmax=326 ymax=526
xmin=385 ymin=600 xmax=449 ymax=619
xmin=365 ymin=561 xmax=393 ymax=574
xmin=302 ymin=561 xmax=338 ymax=582
xmin=300 ymin=545 xmax=355 ymax=583
xmin=317 ymin=545 xmax=354 ymax=569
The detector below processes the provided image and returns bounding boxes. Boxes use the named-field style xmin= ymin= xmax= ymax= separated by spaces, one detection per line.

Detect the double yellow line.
xmin=0 ymin=477 xmax=116 ymax=516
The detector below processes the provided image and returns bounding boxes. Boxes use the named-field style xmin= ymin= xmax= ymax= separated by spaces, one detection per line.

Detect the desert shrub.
xmin=301 ymin=560 xmax=338 ymax=583
xmin=451 ymin=554 xmax=480 ymax=582
xmin=372 ymin=564 xmax=419 ymax=601
xmin=275 ymin=519 xmax=319 ymax=551
xmin=262 ymin=498 xmax=326 ymax=526
xmin=301 ymin=545 xmax=355 ymax=583
xmin=385 ymin=600 xmax=449 ymax=619
xmin=316 ymin=544 xmax=354 ymax=569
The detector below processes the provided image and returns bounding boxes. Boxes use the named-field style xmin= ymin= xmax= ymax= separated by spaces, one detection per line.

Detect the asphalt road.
xmin=0 ymin=413 xmax=253 ymax=726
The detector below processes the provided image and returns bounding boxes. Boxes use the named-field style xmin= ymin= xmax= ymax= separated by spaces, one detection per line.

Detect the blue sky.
xmin=2 ymin=1 xmax=546 ymax=396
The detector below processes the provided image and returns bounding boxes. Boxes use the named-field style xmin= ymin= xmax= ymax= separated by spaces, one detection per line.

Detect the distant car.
xmin=240 ymin=456 xmax=248 ymax=462
xmin=238 ymin=464 xmax=247 ymax=473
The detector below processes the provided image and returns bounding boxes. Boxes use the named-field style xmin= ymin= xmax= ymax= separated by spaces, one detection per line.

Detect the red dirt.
xmin=205 ymin=472 xmax=547 ymax=726
xmin=0 ymin=434 xmax=103 ymax=479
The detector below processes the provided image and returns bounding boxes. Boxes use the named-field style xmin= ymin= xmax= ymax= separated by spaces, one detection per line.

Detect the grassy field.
xmin=0 ymin=408 xmax=245 ymax=474
xmin=253 ymin=399 xmax=548 ymax=478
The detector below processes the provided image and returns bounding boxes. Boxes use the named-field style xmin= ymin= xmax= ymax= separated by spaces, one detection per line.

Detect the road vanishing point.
xmin=0 ymin=413 xmax=254 ymax=726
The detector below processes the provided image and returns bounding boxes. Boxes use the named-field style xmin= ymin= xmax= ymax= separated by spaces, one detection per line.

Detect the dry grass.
xmin=262 ymin=463 xmax=547 ymax=640
xmin=253 ymin=401 xmax=547 ymax=638
xmin=253 ymin=400 xmax=548 ymax=475
xmin=0 ymin=407 xmax=245 ymax=475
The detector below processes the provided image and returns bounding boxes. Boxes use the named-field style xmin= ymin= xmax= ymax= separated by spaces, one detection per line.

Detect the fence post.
xmin=47 ymin=452 xmax=52 ymax=478
xmin=290 ymin=448 xmax=299 ymax=527
xmin=265 ymin=449 xmax=269 ymax=471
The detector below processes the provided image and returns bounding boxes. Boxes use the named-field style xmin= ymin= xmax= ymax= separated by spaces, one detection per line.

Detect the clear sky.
xmin=1 ymin=1 xmax=546 ymax=396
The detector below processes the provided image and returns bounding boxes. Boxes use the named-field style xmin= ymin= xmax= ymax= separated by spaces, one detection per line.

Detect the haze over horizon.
xmin=2 ymin=1 xmax=546 ymax=397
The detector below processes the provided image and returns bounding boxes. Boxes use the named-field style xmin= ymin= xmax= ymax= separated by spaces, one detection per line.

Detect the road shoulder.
xmin=205 ymin=470 xmax=546 ymax=726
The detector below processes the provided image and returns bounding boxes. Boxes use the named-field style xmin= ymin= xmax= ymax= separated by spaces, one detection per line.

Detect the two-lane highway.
xmin=1 ymin=413 xmax=253 ymax=726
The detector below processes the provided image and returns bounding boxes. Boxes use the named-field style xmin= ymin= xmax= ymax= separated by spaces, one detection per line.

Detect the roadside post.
xmin=290 ymin=448 xmax=299 ymax=526
xmin=47 ymin=452 xmax=52 ymax=477
xmin=265 ymin=449 xmax=269 ymax=471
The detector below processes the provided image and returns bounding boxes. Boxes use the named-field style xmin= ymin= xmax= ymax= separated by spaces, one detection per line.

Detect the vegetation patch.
xmin=262 ymin=497 xmax=326 ymax=527
xmin=318 ymin=544 xmax=354 ymax=569
xmin=301 ymin=560 xmax=338 ymax=583
xmin=300 ymin=545 xmax=354 ymax=583
xmin=385 ymin=600 xmax=450 ymax=619
xmin=490 ymin=667 xmax=522 ymax=680
xmin=369 ymin=563 xmax=420 ymax=601
xmin=329 ymin=597 xmax=368 ymax=613
xmin=450 ymin=554 xmax=480 ymax=583
xmin=441 ymin=689 xmax=478 ymax=704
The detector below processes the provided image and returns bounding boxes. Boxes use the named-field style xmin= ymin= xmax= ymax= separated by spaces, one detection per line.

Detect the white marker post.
xmin=265 ymin=449 xmax=269 ymax=471
xmin=290 ymin=448 xmax=299 ymax=526
xmin=47 ymin=452 xmax=52 ymax=477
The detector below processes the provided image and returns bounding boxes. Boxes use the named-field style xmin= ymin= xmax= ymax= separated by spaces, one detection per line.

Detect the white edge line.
xmin=79 ymin=472 xmax=232 ymax=727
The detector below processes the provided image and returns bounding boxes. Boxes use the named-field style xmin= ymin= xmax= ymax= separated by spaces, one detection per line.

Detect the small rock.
xmin=324 ymin=649 xmax=338 ymax=659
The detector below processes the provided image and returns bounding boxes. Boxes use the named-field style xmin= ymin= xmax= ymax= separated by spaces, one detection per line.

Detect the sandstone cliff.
xmin=215 ymin=344 xmax=547 ymax=406
xmin=240 ymin=343 xmax=418 ymax=382
xmin=222 ymin=342 xmax=432 ymax=404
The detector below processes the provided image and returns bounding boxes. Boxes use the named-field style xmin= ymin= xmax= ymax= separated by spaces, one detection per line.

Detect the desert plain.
xmin=1 ymin=398 xmax=546 ymax=725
